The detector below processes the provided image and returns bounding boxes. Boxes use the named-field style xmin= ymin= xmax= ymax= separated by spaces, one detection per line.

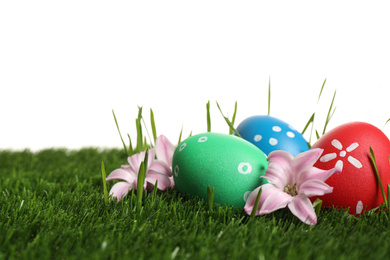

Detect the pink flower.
xmin=244 ymin=148 xmax=341 ymax=225
xmin=155 ymin=134 xmax=176 ymax=187
xmin=106 ymin=148 xmax=172 ymax=202
xmin=155 ymin=134 xmax=175 ymax=167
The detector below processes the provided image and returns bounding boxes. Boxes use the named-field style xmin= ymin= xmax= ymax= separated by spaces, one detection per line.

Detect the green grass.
xmin=2 ymin=148 xmax=390 ymax=259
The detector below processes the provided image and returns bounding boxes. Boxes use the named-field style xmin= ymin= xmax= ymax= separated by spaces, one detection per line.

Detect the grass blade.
xmin=230 ymin=101 xmax=238 ymax=135
xmin=112 ymin=110 xmax=129 ymax=156
xmin=207 ymin=185 xmax=215 ymax=212
xmin=250 ymin=188 xmax=262 ymax=219
xmin=387 ymin=184 xmax=390 ymax=216
xmin=317 ymin=78 xmax=327 ymax=103
xmin=137 ymin=149 xmax=149 ymax=208
xmin=206 ymin=101 xmax=211 ymax=132
xmin=150 ymin=108 xmax=157 ymax=144
xmin=178 ymin=126 xmax=183 ymax=145
xmin=152 ymin=180 xmax=158 ymax=204
xmin=312 ymin=198 xmax=323 ymax=216
xmin=136 ymin=107 xmax=144 ymax=153
xmin=144 ymin=136 xmax=148 ymax=150
xmin=216 ymin=102 xmax=242 ymax=137
xmin=370 ymin=146 xmax=387 ymax=207
xmin=101 ymin=161 xmax=108 ymax=205
xmin=302 ymin=113 xmax=315 ymax=146
xmin=322 ymin=90 xmax=336 ymax=135
xmin=268 ymin=76 xmax=271 ymax=115
xmin=136 ymin=118 xmax=143 ymax=152
xmin=315 ymin=130 xmax=320 ymax=140
xmin=384 ymin=118 xmax=390 ymax=127
xmin=141 ymin=117 xmax=153 ymax=148
xmin=226 ymin=119 xmax=241 ymax=137
xmin=127 ymin=134 xmax=134 ymax=156
xmin=137 ymin=161 xmax=145 ymax=208
xmin=301 ymin=79 xmax=326 ymax=145
xmin=301 ymin=113 xmax=315 ymax=135
xmin=137 ymin=106 xmax=143 ymax=119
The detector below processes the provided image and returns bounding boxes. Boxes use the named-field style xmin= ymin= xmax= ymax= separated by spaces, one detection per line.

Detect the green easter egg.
xmin=172 ymin=132 xmax=268 ymax=208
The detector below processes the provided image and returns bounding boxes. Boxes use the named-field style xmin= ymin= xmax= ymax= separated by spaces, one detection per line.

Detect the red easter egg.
xmin=311 ymin=122 xmax=390 ymax=214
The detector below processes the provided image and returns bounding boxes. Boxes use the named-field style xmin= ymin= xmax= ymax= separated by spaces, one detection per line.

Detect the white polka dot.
xmin=321 ymin=153 xmax=337 ymax=162
xmin=286 ymin=131 xmax=295 ymax=138
xmin=179 ymin=143 xmax=187 ymax=152
xmin=238 ymin=162 xmax=252 ymax=174
xmin=243 ymin=191 xmax=252 ymax=202
xmin=336 ymin=160 xmax=344 ymax=171
xmin=254 ymin=134 xmax=262 ymax=142
xmin=272 ymin=126 xmax=282 ymax=132
xmin=339 ymin=151 xmax=346 ymax=157
xmin=174 ymin=165 xmax=179 ymax=177
xmin=356 ymin=201 xmax=363 ymax=214
xmin=198 ymin=136 xmax=208 ymax=142
xmin=348 ymin=156 xmax=363 ymax=169
xmin=269 ymin=138 xmax=278 ymax=146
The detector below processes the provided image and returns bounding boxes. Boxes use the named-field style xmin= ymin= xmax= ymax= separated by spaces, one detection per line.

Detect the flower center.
xmin=284 ymin=183 xmax=298 ymax=197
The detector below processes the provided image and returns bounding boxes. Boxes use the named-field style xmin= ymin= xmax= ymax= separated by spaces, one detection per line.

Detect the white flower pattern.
xmin=319 ymin=139 xmax=362 ymax=171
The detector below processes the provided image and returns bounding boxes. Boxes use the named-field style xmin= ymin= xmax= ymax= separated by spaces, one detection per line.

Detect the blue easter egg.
xmin=236 ymin=115 xmax=309 ymax=156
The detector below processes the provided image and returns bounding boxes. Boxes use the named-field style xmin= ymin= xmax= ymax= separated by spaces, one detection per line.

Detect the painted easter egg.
xmin=236 ymin=115 xmax=309 ymax=156
xmin=172 ymin=132 xmax=268 ymax=208
xmin=311 ymin=122 xmax=390 ymax=214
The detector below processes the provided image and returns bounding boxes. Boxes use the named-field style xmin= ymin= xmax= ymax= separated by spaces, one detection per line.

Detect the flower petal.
xmin=145 ymin=171 xmax=171 ymax=191
xmin=121 ymin=163 xmax=136 ymax=173
xmin=106 ymin=168 xmax=136 ymax=184
xmin=266 ymin=150 xmax=294 ymax=184
xmin=147 ymin=148 xmax=157 ymax=168
xmin=149 ymin=160 xmax=172 ymax=177
xmin=288 ymin=195 xmax=317 ymax=225
xmin=128 ymin=152 xmax=143 ymax=172
xmin=127 ymin=149 xmax=157 ymax=170
xmin=268 ymin=150 xmax=294 ymax=164
xmin=298 ymin=179 xmax=333 ymax=197
xmin=155 ymin=135 xmax=175 ymax=167
xmin=244 ymin=184 xmax=293 ymax=216
xmin=169 ymin=176 xmax=175 ymax=188
xmin=299 ymin=166 xmax=341 ymax=184
xmin=262 ymin=162 xmax=289 ymax=189
xmin=259 ymin=185 xmax=294 ymax=215
xmin=293 ymin=148 xmax=323 ymax=176
xmin=108 ymin=182 xmax=133 ymax=202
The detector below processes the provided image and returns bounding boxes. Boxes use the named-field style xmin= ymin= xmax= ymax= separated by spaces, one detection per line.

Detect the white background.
xmin=1 ymin=1 xmax=390 ymax=151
